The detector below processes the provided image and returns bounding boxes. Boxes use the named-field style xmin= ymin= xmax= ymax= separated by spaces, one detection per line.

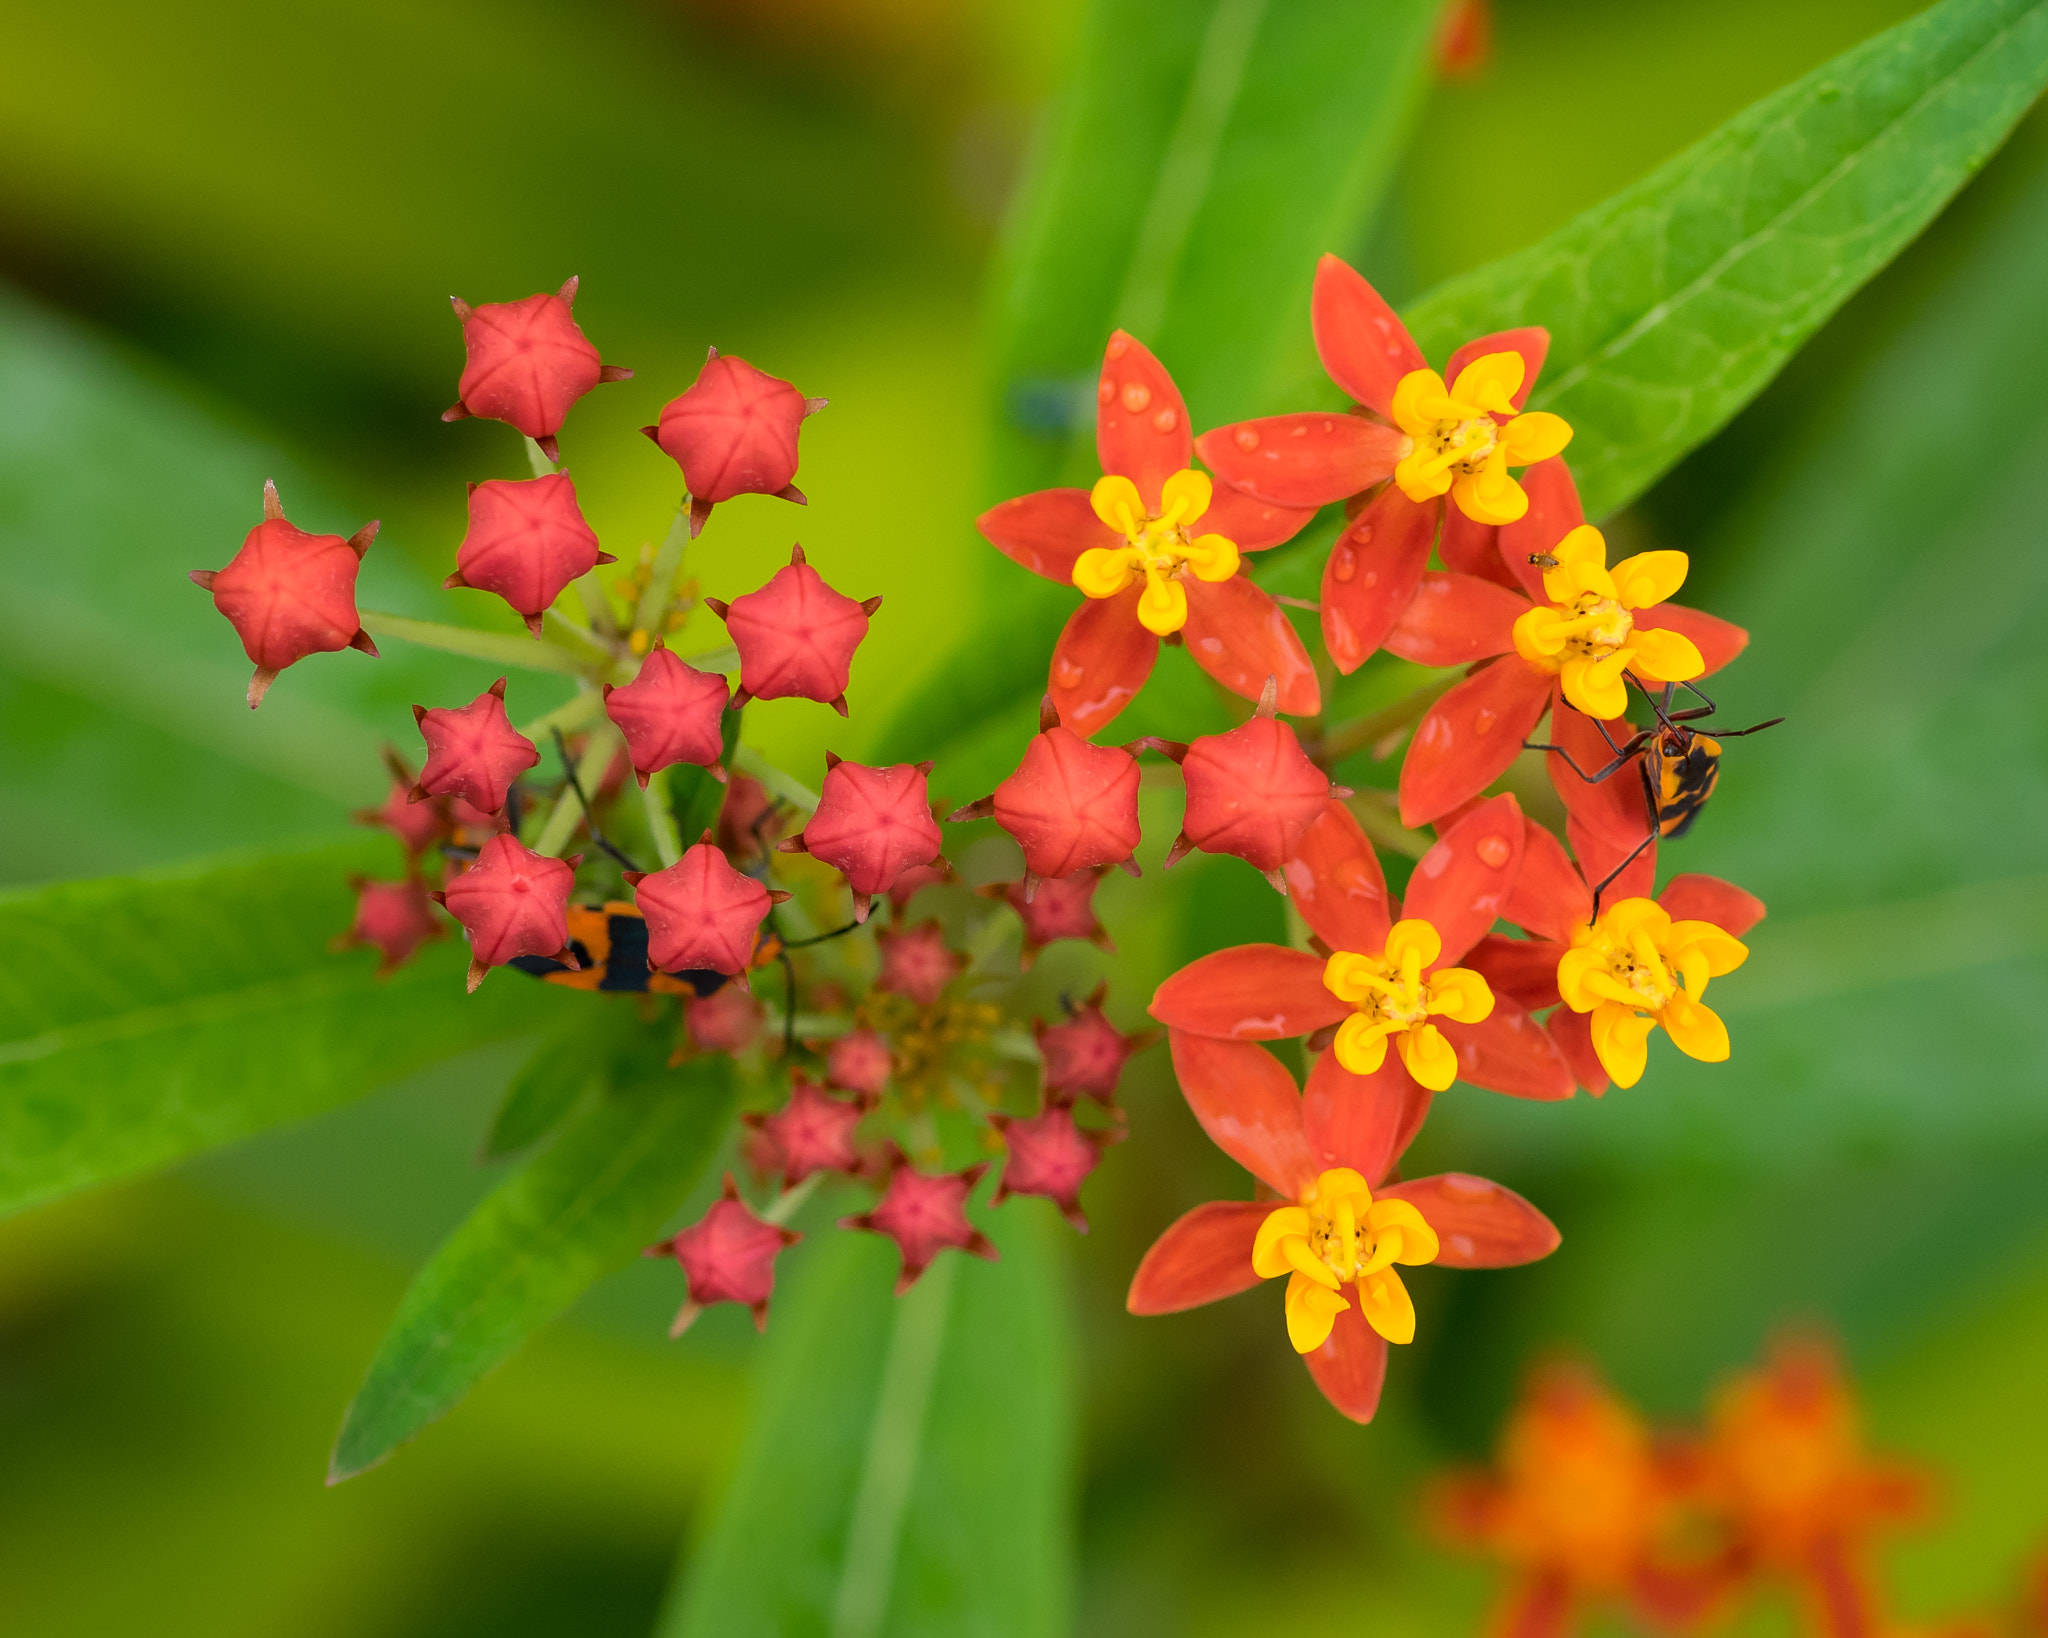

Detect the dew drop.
xmin=1330 ymin=543 xmax=1357 ymax=583
xmin=1449 ymin=1234 xmax=1477 ymax=1260
xmin=1097 ymin=377 xmax=1115 ymax=404
xmin=1107 ymin=335 xmax=1130 ymax=360
xmin=1473 ymin=708 xmax=1498 ymax=735
xmin=1352 ymin=525 xmax=1373 ymax=547
xmin=1234 ymin=426 xmax=1260 ymax=452
xmin=1320 ymin=419 xmax=1334 ymax=432
xmin=1152 ymin=407 xmax=1178 ymax=433
xmin=1477 ymin=834 xmax=1510 ymax=867
xmin=1054 ymin=657 xmax=1085 ymax=687
xmin=1121 ymin=382 xmax=1152 ymax=413
xmin=1361 ymin=570 xmax=1378 ymax=589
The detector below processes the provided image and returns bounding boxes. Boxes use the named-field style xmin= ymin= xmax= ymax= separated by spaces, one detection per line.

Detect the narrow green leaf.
xmin=665 ymin=1205 xmax=1071 ymax=1638
xmin=331 ymin=1043 xmax=738 ymax=1480
xmin=481 ymin=999 xmax=649 ymax=1160
xmin=1399 ymin=0 xmax=2048 ymax=519
xmin=0 ymin=842 xmax=568 ymax=1218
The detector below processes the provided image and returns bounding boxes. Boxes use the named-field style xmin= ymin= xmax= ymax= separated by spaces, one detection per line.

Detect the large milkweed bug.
xmin=1527 ymin=678 xmax=1783 ymax=911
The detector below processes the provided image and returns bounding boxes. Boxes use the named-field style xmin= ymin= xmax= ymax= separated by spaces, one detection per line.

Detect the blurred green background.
xmin=3 ymin=1 xmax=2045 ymax=1634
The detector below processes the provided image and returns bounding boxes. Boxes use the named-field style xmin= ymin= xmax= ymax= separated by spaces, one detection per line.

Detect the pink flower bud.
xmin=886 ymin=858 xmax=953 ymax=912
xmin=841 ymin=1152 xmax=997 ymax=1293
xmin=603 ymin=643 xmax=730 ymax=786
xmin=990 ymin=722 xmax=1141 ymax=880
xmin=876 ymin=921 xmax=961 ymax=1007
xmin=432 ymin=833 xmax=576 ymax=991
xmin=1038 ymin=991 xmax=1148 ymax=1104
xmin=411 ymin=678 xmax=539 ymax=816
xmin=649 ymin=1175 xmax=800 ymax=1334
xmin=446 ymin=474 xmax=613 ymax=636
xmin=355 ymin=753 xmax=446 ymax=857
xmin=991 ymin=868 xmax=1112 ymax=969
xmin=688 ymin=983 xmax=764 ymax=1053
xmin=740 ymin=1073 xmax=869 ymax=1189
xmin=825 ymin=1028 xmax=893 ymax=1096
xmin=626 ymin=840 xmax=773 ymax=976
xmin=991 ymin=1103 xmax=1112 ymax=1231
xmin=785 ymin=756 xmax=942 ymax=922
xmin=707 ymin=545 xmax=877 ymax=714
xmin=646 ymin=348 xmax=826 ymax=535
xmin=1176 ymin=713 xmax=1332 ymax=875
xmin=336 ymin=876 xmax=444 ymax=974
xmin=444 ymin=277 xmax=630 ymax=460
xmin=190 ymin=480 xmax=378 ymax=708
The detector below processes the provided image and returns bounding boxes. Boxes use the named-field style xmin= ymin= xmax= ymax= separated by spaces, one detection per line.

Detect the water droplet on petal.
xmin=1473 ymin=708 xmax=1498 ymax=735
xmin=1353 ymin=525 xmax=1373 ymax=547
xmin=1477 ymin=834 xmax=1510 ymax=867
xmin=1054 ymin=656 xmax=1084 ymax=687
xmin=1152 ymin=407 xmax=1178 ymax=433
xmin=1121 ymin=382 xmax=1152 ymax=413
xmin=1098 ymin=377 xmax=1115 ymax=404
xmin=1330 ymin=543 xmax=1357 ymax=583
xmin=1107 ymin=335 xmax=1130 ymax=360
xmin=1234 ymin=427 xmax=1260 ymax=452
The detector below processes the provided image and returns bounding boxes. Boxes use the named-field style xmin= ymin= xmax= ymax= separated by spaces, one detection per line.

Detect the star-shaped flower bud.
xmin=191 ymin=480 xmax=379 ymax=708
xmin=887 ymin=857 xmax=954 ymax=912
xmin=688 ymin=983 xmax=764 ymax=1053
xmin=1171 ymin=678 xmax=1344 ymax=887
xmin=952 ymin=699 xmax=1143 ymax=890
xmin=825 ymin=1028 xmax=893 ymax=1096
xmin=645 ymin=348 xmax=828 ymax=536
xmin=1038 ymin=987 xmax=1153 ymax=1104
xmin=431 ymin=832 xmax=579 ymax=991
xmin=842 ymin=1151 xmax=998 ymax=1293
xmin=648 ymin=1175 xmax=800 ymax=1335
xmin=876 ymin=921 xmax=961 ymax=1007
xmin=740 ymin=1072 xmax=871 ymax=1190
xmin=991 ymin=1102 xmax=1115 ymax=1231
xmin=625 ymin=837 xmax=785 ymax=976
xmin=983 ymin=867 xmax=1113 ymax=969
xmin=705 ymin=545 xmax=879 ymax=715
xmin=355 ymin=749 xmax=447 ymax=857
xmin=445 ymin=473 xmax=615 ymax=636
xmin=411 ymin=678 xmax=539 ymax=816
xmin=335 ymin=876 xmax=445 ymax=975
xmin=780 ymin=755 xmax=942 ymax=923
xmin=443 ymin=276 xmax=632 ymax=462
xmin=603 ymin=642 xmax=731 ymax=787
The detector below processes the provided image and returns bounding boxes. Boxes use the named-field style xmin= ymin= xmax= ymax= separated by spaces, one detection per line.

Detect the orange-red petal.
xmin=1407 ymin=792 xmax=1524 ymax=965
xmin=1282 ymin=799 xmax=1393 ymax=953
xmin=1546 ymin=699 xmax=1651 ymax=851
xmin=1194 ymin=413 xmax=1406 ymax=509
xmin=1181 ymin=573 xmax=1320 ymax=716
xmin=1546 ymin=1004 xmax=1610 ymax=1096
xmin=1166 ymin=1028 xmax=1317 ymax=1196
xmin=1464 ymin=932 xmax=1565 ymax=1011
xmin=1439 ymin=506 xmax=1519 ymax=590
xmin=1126 ymin=1200 xmax=1269 ymax=1314
xmin=1049 ymin=585 xmax=1159 ymax=737
xmin=1387 ymin=571 xmax=1526 ymax=668
xmin=1568 ymin=812 xmax=1656 ymax=903
xmin=1321 ymin=488 xmax=1440 ymax=675
xmin=1659 ymin=873 xmax=1766 ymax=937
xmin=1151 ymin=944 xmax=1348 ymax=1039
xmin=1311 ymin=254 xmax=1426 ymax=420
xmin=977 ymin=487 xmax=1117 ymax=584
xmin=1504 ymin=815 xmax=1594 ymax=944
xmin=1304 ymin=1048 xmax=1430 ymax=1185
xmin=1399 ymin=660 xmax=1551 ymax=829
xmin=1199 ymin=481 xmax=1318 ymax=551
xmin=1303 ymin=1298 xmax=1391 ymax=1423
xmin=1631 ymin=602 xmax=1749 ymax=675
xmin=1096 ymin=330 xmax=1192 ymax=504
xmin=1443 ymin=1000 xmax=1575 ymax=1101
xmin=1379 ymin=1172 xmax=1561 ymax=1268
xmin=1498 ymin=457 xmax=1585 ymax=600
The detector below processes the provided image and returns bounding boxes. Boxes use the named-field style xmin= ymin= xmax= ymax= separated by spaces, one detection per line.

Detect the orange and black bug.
xmin=1527 ymin=679 xmax=1783 ymax=909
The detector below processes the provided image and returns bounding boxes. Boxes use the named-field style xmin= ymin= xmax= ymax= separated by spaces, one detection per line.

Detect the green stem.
xmin=517 ymin=689 xmax=605 ymax=741
xmin=1348 ymin=788 xmax=1431 ymax=859
xmin=679 ymin=642 xmax=739 ymax=675
xmin=1309 ymin=674 xmax=1457 ymax=766
xmin=524 ymin=435 xmax=558 ymax=479
xmin=761 ymin=1173 xmax=820 ymax=1227
xmin=632 ymin=505 xmax=692 ymax=641
xmin=359 ymin=611 xmax=586 ymax=676
xmin=573 ymin=568 xmax=620 ymax=640
xmin=733 ymin=745 xmax=820 ymax=813
xmin=641 ymin=772 xmax=682 ymax=868
xmin=533 ymin=722 xmax=622 ymax=857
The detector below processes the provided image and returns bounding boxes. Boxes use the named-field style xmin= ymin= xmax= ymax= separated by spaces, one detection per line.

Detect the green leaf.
xmin=331 ymin=1039 xmax=738 ymax=1480
xmin=480 ymin=999 xmax=647 ymax=1161
xmin=0 ymin=841 xmax=570 ymax=1218
xmin=669 ymin=708 xmax=746 ymax=848
xmin=879 ymin=0 xmax=1439 ymax=771
xmin=665 ymin=1205 xmax=1071 ymax=1638
xmin=1399 ymin=0 xmax=2048 ymax=519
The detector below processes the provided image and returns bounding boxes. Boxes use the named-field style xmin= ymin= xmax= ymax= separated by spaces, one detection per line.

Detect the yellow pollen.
xmin=1074 ymin=469 xmax=1241 ymax=636
xmin=1320 ymin=918 xmax=1494 ymax=1092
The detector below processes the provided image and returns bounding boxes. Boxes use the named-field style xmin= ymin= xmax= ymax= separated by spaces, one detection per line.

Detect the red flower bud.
xmin=1173 ymin=705 xmax=1335 ymax=882
xmin=841 ymin=1151 xmax=997 ymax=1293
xmin=646 ymin=348 xmax=827 ymax=536
xmin=876 ymin=921 xmax=960 ymax=1008
xmin=431 ymin=832 xmax=577 ymax=991
xmin=976 ymin=706 xmax=1142 ymax=883
xmin=1038 ymin=989 xmax=1149 ymax=1104
xmin=706 ymin=545 xmax=878 ymax=715
xmin=887 ymin=858 xmax=953 ymax=912
xmin=718 ymin=774 xmax=786 ymax=861
xmin=782 ymin=755 xmax=942 ymax=923
xmin=649 ymin=1174 xmax=799 ymax=1335
xmin=740 ymin=1072 xmax=870 ymax=1190
xmin=190 ymin=480 xmax=378 ymax=708
xmin=688 ymin=983 xmax=764 ymax=1053
xmin=335 ymin=876 xmax=445 ymax=974
xmin=825 ymin=1028 xmax=893 ymax=1096
xmin=355 ymin=751 xmax=446 ymax=857
xmin=443 ymin=276 xmax=631 ymax=461
xmin=411 ymin=678 xmax=539 ymax=816
xmin=991 ymin=1103 xmax=1113 ymax=1231
xmin=625 ymin=839 xmax=776 ymax=977
xmin=448 ymin=795 xmax=509 ymax=845
xmin=987 ymin=867 xmax=1113 ymax=969
xmin=445 ymin=474 xmax=614 ymax=636
xmin=603 ymin=642 xmax=731 ymax=786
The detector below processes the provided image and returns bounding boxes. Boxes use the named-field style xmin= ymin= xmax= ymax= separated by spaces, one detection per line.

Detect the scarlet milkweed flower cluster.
xmin=1429 ymin=1338 xmax=2020 ymax=1638
xmin=193 ymin=256 xmax=1770 ymax=1385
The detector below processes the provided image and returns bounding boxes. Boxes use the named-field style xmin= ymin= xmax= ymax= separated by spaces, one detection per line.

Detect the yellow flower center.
xmin=1251 ymin=1168 xmax=1440 ymax=1353
xmin=1510 ymin=525 xmax=1707 ymax=719
xmin=1555 ymin=898 xmax=1750 ymax=1091
xmin=1386 ymin=352 xmax=1573 ymax=527
xmin=1074 ymin=468 xmax=1241 ymax=636
xmin=1417 ymin=410 xmax=1500 ymax=476
xmin=1320 ymin=917 xmax=1494 ymax=1092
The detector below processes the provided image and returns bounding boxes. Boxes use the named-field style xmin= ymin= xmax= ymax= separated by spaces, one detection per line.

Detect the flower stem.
xmin=516 ymin=688 xmax=606 ymax=742
xmin=733 ymin=744 xmax=820 ymax=813
xmin=641 ymin=771 xmax=682 ymax=868
xmin=532 ymin=721 xmax=622 ymax=857
xmin=359 ymin=611 xmax=587 ymax=676
xmin=632 ymin=503 xmax=692 ymax=643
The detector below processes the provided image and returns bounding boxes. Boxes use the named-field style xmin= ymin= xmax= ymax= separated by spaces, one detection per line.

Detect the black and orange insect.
xmin=1528 ymin=678 xmax=1783 ymax=907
